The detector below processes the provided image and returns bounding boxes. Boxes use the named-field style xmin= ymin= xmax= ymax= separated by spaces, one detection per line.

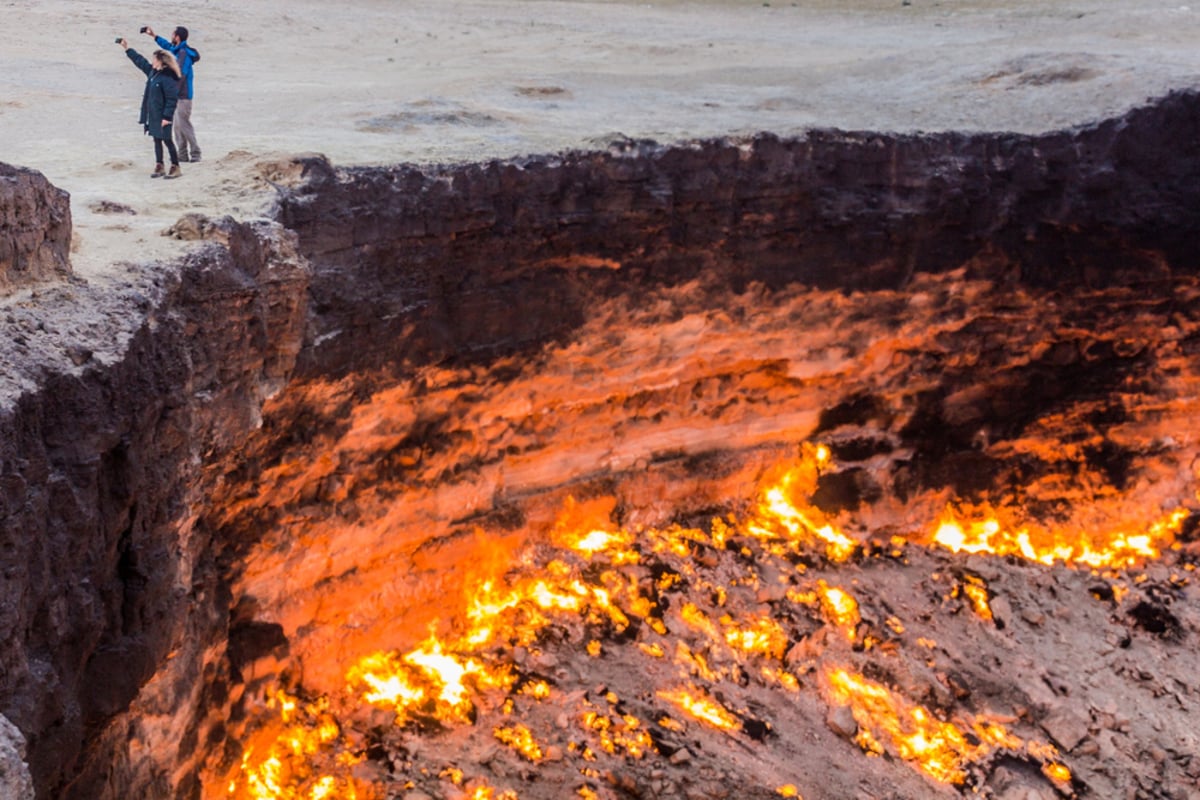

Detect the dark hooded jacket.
xmin=125 ymin=48 xmax=180 ymax=139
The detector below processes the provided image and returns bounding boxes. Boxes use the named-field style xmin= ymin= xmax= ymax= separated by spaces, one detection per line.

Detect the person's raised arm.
xmin=123 ymin=44 xmax=153 ymax=77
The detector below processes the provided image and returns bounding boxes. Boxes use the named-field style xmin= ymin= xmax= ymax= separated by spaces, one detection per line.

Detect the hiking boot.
xmin=151 ymin=163 xmax=165 ymax=178
xmin=165 ymin=164 xmax=182 ymax=180
xmin=189 ymin=152 xmax=202 ymax=163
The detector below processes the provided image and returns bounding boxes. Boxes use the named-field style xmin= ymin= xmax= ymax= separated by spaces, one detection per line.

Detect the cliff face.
xmin=0 ymin=91 xmax=1197 ymax=799
xmin=0 ymin=163 xmax=71 ymax=293
xmin=280 ymin=89 xmax=1200 ymax=382
xmin=0 ymin=220 xmax=308 ymax=798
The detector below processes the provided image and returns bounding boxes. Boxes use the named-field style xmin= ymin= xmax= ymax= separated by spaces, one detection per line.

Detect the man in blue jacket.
xmin=142 ymin=24 xmax=201 ymax=162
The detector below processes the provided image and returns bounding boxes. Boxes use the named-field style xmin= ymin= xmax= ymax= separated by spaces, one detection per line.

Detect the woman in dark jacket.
xmin=117 ymin=39 xmax=183 ymax=178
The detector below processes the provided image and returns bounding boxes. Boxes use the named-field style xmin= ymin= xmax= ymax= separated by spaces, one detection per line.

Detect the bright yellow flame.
xmin=574 ymin=529 xmax=618 ymax=553
xmin=823 ymin=668 xmax=1067 ymax=787
xmin=467 ymin=785 xmax=518 ymax=800
xmin=959 ymin=579 xmax=993 ymax=621
xmin=657 ymin=686 xmax=741 ymax=732
xmin=232 ymin=692 xmax=360 ymax=800
xmin=825 ymin=669 xmax=979 ymax=784
xmin=405 ymin=639 xmax=475 ymax=707
xmin=722 ymin=613 xmax=789 ymax=659
xmin=346 ymin=637 xmax=514 ymax=726
xmin=817 ymin=580 xmax=860 ymax=640
xmin=561 ymin=527 xmax=638 ymax=563
xmin=309 ymin=776 xmax=337 ymax=800
xmin=494 ymin=723 xmax=544 ymax=762
xmin=1043 ymin=762 xmax=1072 ymax=784
xmin=931 ymin=506 xmax=1188 ymax=569
xmin=743 ymin=445 xmax=858 ymax=562
xmin=756 ymin=485 xmax=857 ymax=562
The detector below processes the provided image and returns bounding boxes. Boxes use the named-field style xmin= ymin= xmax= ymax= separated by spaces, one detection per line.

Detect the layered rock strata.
xmin=0 ymin=90 xmax=1196 ymax=798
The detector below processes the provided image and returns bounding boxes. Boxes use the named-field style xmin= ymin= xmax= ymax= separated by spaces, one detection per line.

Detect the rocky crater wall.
xmin=0 ymin=164 xmax=71 ymax=293
xmin=281 ymin=89 xmax=1200 ymax=380
xmin=0 ymin=90 xmax=1196 ymax=799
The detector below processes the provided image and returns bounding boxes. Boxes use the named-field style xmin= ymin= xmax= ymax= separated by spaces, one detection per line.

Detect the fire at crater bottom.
xmin=5 ymin=92 xmax=1200 ymax=800
xmin=212 ymin=272 xmax=1200 ymax=800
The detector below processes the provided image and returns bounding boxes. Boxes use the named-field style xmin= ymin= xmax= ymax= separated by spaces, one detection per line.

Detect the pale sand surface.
xmin=0 ymin=0 xmax=1198 ymax=280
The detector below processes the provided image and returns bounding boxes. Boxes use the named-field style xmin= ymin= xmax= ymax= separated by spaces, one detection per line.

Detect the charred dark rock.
xmin=1127 ymin=600 xmax=1181 ymax=637
xmin=227 ymin=621 xmax=289 ymax=672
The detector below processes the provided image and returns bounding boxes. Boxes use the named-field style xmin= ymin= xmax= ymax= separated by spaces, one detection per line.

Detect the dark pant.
xmin=154 ymin=136 xmax=180 ymax=165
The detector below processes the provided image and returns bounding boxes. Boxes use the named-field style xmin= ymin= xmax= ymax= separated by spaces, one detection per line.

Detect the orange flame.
xmin=823 ymin=668 xmax=1070 ymax=786
xmin=957 ymin=577 xmax=993 ymax=621
xmin=493 ymin=723 xmax=544 ymax=762
xmin=749 ymin=447 xmax=857 ymax=562
xmin=657 ymin=685 xmax=741 ymax=733
xmin=230 ymin=691 xmax=361 ymax=800
xmin=931 ymin=505 xmax=1188 ymax=569
xmin=816 ymin=580 xmax=861 ymax=640
xmin=226 ymin=442 xmax=1129 ymax=797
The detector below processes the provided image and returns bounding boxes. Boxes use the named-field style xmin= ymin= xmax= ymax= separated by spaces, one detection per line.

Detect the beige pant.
xmin=173 ymin=99 xmax=201 ymax=159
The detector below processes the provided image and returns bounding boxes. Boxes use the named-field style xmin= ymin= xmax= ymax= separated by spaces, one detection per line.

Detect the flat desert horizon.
xmin=1 ymin=0 xmax=1199 ymax=278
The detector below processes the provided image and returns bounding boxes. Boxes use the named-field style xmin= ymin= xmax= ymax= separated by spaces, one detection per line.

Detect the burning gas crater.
xmin=219 ymin=442 xmax=1194 ymax=800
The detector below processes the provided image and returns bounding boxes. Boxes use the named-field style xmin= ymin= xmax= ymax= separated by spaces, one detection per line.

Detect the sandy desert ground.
xmin=1 ymin=0 xmax=1199 ymax=280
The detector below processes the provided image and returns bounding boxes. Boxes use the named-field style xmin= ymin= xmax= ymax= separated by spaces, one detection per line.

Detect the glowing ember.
xmin=931 ymin=505 xmax=1189 ymax=569
xmin=221 ymin=440 xmax=1159 ymax=798
xmin=231 ymin=692 xmax=360 ymax=800
xmin=751 ymin=455 xmax=858 ymax=562
xmin=823 ymin=668 xmax=1069 ymax=786
xmin=493 ymin=723 xmax=544 ymax=762
xmin=957 ymin=577 xmax=993 ymax=621
xmin=816 ymin=581 xmax=861 ymax=640
xmin=521 ymin=679 xmax=552 ymax=700
xmin=582 ymin=706 xmax=656 ymax=758
xmin=468 ymin=785 xmax=518 ymax=800
xmin=657 ymin=686 xmax=742 ymax=733
xmin=1043 ymin=761 xmax=1073 ymax=784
